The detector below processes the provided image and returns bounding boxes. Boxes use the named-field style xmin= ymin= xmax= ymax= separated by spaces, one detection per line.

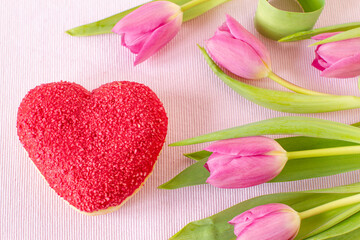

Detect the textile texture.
xmin=1 ymin=0 xmax=359 ymax=239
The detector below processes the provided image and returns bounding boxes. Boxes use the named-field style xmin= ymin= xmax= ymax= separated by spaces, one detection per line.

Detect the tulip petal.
xmin=316 ymin=38 xmax=360 ymax=65
xmin=204 ymin=136 xmax=285 ymax=156
xmin=218 ymin=21 xmax=231 ymax=34
xmin=214 ymin=23 xmax=235 ymax=39
xmin=225 ymin=15 xmax=271 ymax=68
xmin=205 ymin=153 xmax=287 ymax=188
xmin=229 ymin=204 xmax=300 ymax=240
xmin=133 ymin=13 xmax=182 ymax=65
xmin=112 ymin=1 xmax=181 ymax=34
xmin=321 ymin=53 xmax=360 ymax=78
xmin=206 ymin=35 xmax=270 ymax=79
xmin=121 ymin=31 xmax=152 ymax=54
xmin=312 ymin=32 xmax=341 ymax=40
xmin=312 ymin=50 xmax=330 ymax=71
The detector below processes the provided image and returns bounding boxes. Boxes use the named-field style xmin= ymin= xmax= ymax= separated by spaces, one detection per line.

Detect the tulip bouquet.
xmin=162 ymin=14 xmax=360 ymax=239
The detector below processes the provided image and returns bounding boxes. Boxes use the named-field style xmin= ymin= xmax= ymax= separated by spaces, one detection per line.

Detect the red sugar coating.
xmin=17 ymin=81 xmax=168 ymax=213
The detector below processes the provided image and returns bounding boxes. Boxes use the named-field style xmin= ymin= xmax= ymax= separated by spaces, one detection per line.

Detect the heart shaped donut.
xmin=17 ymin=81 xmax=168 ymax=215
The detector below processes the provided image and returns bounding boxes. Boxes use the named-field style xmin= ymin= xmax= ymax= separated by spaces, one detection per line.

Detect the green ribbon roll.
xmin=254 ymin=0 xmax=325 ymax=40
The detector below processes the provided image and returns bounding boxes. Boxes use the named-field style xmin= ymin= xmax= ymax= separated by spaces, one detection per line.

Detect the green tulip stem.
xmin=298 ymin=193 xmax=360 ymax=220
xmin=287 ymin=145 xmax=360 ymax=160
xmin=267 ymin=71 xmax=329 ymax=96
xmin=180 ymin=0 xmax=208 ymax=12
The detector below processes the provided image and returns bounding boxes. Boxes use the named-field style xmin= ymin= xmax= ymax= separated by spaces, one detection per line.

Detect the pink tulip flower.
xmin=112 ymin=1 xmax=183 ymax=65
xmin=312 ymin=32 xmax=360 ymax=78
xmin=229 ymin=203 xmax=301 ymax=240
xmin=204 ymin=136 xmax=287 ymax=188
xmin=205 ymin=15 xmax=272 ymax=79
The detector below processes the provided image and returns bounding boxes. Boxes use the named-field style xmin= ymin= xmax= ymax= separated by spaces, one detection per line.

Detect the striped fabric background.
xmin=1 ymin=0 xmax=359 ymax=239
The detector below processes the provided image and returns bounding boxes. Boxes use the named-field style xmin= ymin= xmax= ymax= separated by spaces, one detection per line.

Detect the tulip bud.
xmin=312 ymin=32 xmax=360 ymax=78
xmin=229 ymin=203 xmax=301 ymax=240
xmin=112 ymin=1 xmax=183 ymax=65
xmin=204 ymin=136 xmax=287 ymax=188
xmin=205 ymin=15 xmax=272 ymax=79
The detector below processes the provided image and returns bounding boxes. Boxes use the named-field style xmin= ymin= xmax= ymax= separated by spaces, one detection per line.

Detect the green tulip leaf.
xmin=158 ymin=150 xmax=211 ymax=189
xmin=306 ymin=210 xmax=360 ymax=240
xmin=198 ymin=46 xmax=360 ymax=113
xmin=66 ymin=7 xmax=138 ymax=36
xmin=279 ymin=22 xmax=360 ymax=42
xmin=326 ymin=227 xmax=360 ymax=240
xmin=158 ymin=157 xmax=209 ymax=189
xmin=271 ymin=137 xmax=360 ymax=182
xmin=301 ymin=204 xmax=360 ymax=239
xmin=310 ymin=27 xmax=360 ymax=46
xmin=66 ymin=0 xmax=231 ymax=36
xmin=170 ymin=182 xmax=360 ymax=240
xmin=160 ymin=137 xmax=360 ymax=189
xmin=254 ymin=0 xmax=325 ymax=40
xmin=170 ymin=116 xmax=360 ymax=146
xmin=184 ymin=150 xmax=211 ymax=161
